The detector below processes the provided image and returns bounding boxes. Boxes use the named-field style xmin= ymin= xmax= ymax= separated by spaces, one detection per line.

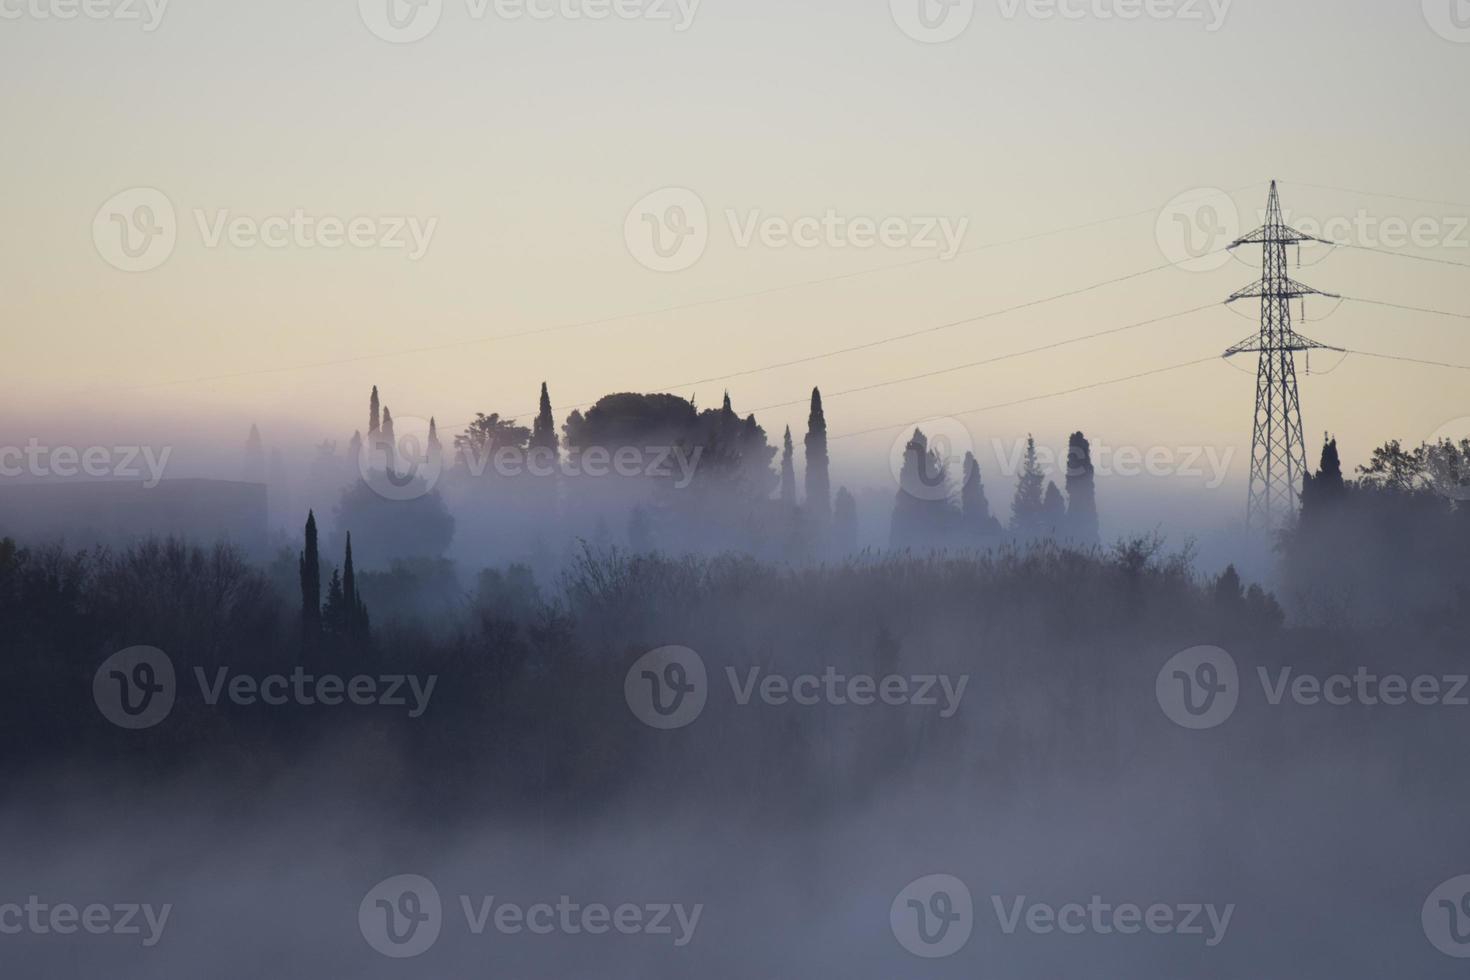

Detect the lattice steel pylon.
xmin=1224 ymin=181 xmax=1343 ymax=532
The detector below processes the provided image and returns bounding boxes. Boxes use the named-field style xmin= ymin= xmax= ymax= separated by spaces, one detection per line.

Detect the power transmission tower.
xmin=1224 ymin=181 xmax=1342 ymax=532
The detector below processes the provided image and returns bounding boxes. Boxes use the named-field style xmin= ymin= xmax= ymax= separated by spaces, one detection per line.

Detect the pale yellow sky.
xmin=2 ymin=0 xmax=1467 ymax=498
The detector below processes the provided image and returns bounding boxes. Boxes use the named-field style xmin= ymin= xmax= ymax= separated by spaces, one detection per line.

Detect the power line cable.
xmin=751 ymin=304 xmax=1219 ymax=412
xmin=101 ymin=185 xmax=1263 ymax=394
xmin=829 ymin=356 xmax=1220 ymax=442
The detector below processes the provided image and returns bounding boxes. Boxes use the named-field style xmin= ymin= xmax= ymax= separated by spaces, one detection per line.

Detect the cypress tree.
xmin=343 ymin=532 xmax=368 ymax=644
xmin=299 ymin=511 xmax=321 ymax=646
xmin=369 ymin=386 xmax=381 ymax=437
xmin=427 ymin=418 xmax=443 ymax=471
xmin=531 ymin=382 xmax=559 ymax=455
xmin=324 ymin=568 xmax=345 ymax=634
xmin=1064 ymin=431 xmax=1099 ymax=544
xmin=780 ymin=426 xmax=797 ymax=508
xmin=343 ymin=531 xmax=357 ymax=615
xmin=381 ymin=407 xmax=396 ymax=473
xmin=804 ymin=388 xmax=832 ymax=525
xmin=961 ymin=452 xmax=1000 ymax=538
xmin=1302 ymin=434 xmax=1346 ymax=526
xmin=1318 ymin=435 xmax=1345 ymax=496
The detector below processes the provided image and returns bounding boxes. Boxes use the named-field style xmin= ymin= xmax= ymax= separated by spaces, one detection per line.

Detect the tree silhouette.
xmin=1300 ymin=434 xmax=1345 ymax=527
xmin=299 ymin=510 xmax=320 ymax=646
xmin=960 ymin=452 xmax=1002 ymax=540
xmin=369 ymin=386 xmax=381 ymax=441
xmin=455 ymin=414 xmax=531 ymax=469
xmin=1214 ymin=564 xmax=1244 ymax=610
xmin=324 ymin=531 xmax=370 ymax=645
xmin=1009 ymin=435 xmax=1046 ymax=535
xmin=804 ymin=388 xmax=832 ymax=526
xmin=381 ymin=407 xmax=397 ymax=472
xmin=891 ymin=428 xmax=958 ymax=549
xmin=1041 ymin=481 xmax=1066 ymax=532
xmin=780 ymin=426 xmax=797 ymax=508
xmin=427 ymin=418 xmax=443 ymax=472
xmin=1065 ymin=431 xmax=1099 ymax=544
xmin=531 ymin=382 xmax=559 ymax=457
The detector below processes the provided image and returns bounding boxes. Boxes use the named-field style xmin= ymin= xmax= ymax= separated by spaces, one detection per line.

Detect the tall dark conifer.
xmin=531 ymin=382 xmax=559 ymax=456
xmin=1064 ymin=432 xmax=1099 ymax=544
xmin=780 ymin=426 xmax=797 ymax=508
xmin=1010 ymin=435 xmax=1046 ymax=534
xmin=299 ymin=511 xmax=321 ymax=645
xmin=369 ymin=387 xmax=381 ymax=438
xmin=961 ymin=452 xmax=1001 ymax=538
xmin=343 ymin=531 xmax=357 ymax=617
xmin=804 ymin=388 xmax=831 ymax=525
xmin=381 ymin=407 xmax=396 ymax=472
xmin=343 ymin=531 xmax=369 ymax=643
xmin=427 ymin=418 xmax=443 ymax=471
xmin=1301 ymin=434 xmax=1346 ymax=526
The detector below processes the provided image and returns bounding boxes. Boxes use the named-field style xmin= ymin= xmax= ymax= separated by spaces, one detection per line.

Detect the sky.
xmin=1 ymin=0 xmax=1467 ymax=515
